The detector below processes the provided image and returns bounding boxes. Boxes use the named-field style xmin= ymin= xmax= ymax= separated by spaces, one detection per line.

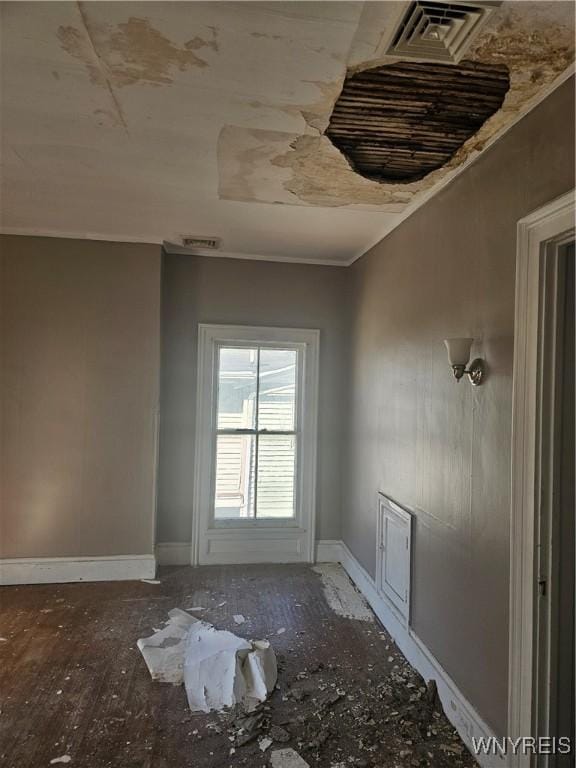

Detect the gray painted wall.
xmin=157 ymin=254 xmax=349 ymax=544
xmin=1 ymin=75 xmax=572 ymax=747
xmin=0 ymin=236 xmax=161 ymax=558
xmin=342 ymin=77 xmax=575 ymax=735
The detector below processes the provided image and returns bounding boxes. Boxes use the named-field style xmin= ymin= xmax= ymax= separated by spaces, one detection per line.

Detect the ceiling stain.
xmin=468 ymin=2 xmax=573 ymax=115
xmin=250 ymin=31 xmax=284 ymax=41
xmin=57 ymin=13 xmax=129 ymax=134
xmin=470 ymin=3 xmax=573 ymax=73
xmin=57 ymin=24 xmax=104 ymax=88
xmin=93 ymin=108 xmax=124 ymax=128
xmin=57 ymin=15 xmax=218 ymax=88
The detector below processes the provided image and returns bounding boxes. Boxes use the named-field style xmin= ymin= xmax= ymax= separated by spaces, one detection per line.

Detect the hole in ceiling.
xmin=325 ymin=60 xmax=510 ymax=184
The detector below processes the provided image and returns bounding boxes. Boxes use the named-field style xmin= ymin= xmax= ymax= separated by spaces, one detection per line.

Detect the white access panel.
xmin=376 ymin=494 xmax=412 ymax=625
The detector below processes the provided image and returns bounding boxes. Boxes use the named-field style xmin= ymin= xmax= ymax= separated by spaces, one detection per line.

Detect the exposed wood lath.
xmin=326 ymin=60 xmax=510 ymax=184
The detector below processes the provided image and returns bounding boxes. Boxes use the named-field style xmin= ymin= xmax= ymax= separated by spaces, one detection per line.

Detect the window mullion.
xmin=253 ymin=347 xmax=261 ymax=519
xmin=256 ymin=430 xmax=297 ymax=436
xmin=217 ymin=428 xmax=257 ymax=435
xmin=216 ymin=430 xmax=296 ymax=435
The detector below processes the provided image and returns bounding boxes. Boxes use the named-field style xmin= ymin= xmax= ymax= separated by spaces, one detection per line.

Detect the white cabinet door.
xmin=377 ymin=494 xmax=412 ymax=625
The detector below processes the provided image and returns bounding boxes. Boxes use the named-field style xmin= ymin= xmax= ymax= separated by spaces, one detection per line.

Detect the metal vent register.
xmin=387 ymin=0 xmax=501 ymax=63
xmin=180 ymin=235 xmax=221 ymax=250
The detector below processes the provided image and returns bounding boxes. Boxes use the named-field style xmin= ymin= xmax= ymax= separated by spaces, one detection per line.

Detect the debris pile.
xmin=134 ymin=570 xmax=476 ymax=766
xmin=212 ymin=648 xmax=475 ymax=767
xmin=137 ymin=608 xmax=277 ymax=713
xmin=270 ymin=748 xmax=311 ymax=767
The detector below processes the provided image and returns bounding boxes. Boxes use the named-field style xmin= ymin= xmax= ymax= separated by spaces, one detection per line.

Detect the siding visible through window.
xmin=214 ymin=346 xmax=297 ymax=520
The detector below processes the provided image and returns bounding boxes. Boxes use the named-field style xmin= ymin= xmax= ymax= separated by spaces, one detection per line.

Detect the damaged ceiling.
xmin=326 ymin=60 xmax=510 ymax=184
xmin=0 ymin=1 xmax=574 ymax=264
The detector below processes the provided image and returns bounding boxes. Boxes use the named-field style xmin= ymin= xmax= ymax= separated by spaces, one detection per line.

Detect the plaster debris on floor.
xmin=137 ymin=608 xmax=277 ymax=713
xmin=259 ymin=736 xmax=273 ymax=752
xmin=1 ymin=564 xmax=479 ymax=767
xmin=217 ymin=639 xmax=474 ymax=767
xmin=270 ymin=747 xmax=310 ymax=767
xmin=313 ymin=563 xmax=374 ymax=622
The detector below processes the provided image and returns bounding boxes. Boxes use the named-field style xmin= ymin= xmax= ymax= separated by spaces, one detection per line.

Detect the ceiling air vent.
xmin=387 ymin=1 xmax=501 ymax=64
xmin=179 ymin=235 xmax=221 ymax=251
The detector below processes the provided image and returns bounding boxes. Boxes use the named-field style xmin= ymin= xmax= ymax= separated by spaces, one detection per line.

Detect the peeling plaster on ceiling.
xmin=217 ymin=126 xmax=299 ymax=206
xmin=271 ymin=134 xmax=413 ymax=209
xmin=218 ymin=126 xmax=410 ymax=210
xmin=0 ymin=1 xmax=574 ymax=264
xmin=223 ymin=1 xmax=574 ymax=210
xmin=291 ymin=80 xmax=346 ymax=135
xmin=245 ymin=80 xmax=345 ymax=137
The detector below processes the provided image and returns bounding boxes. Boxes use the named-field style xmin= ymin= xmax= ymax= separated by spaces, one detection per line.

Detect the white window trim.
xmin=191 ymin=324 xmax=319 ymax=565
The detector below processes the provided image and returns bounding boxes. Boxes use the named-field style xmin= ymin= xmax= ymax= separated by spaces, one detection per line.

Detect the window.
xmin=214 ymin=346 xmax=298 ymax=520
xmin=193 ymin=325 xmax=319 ymax=565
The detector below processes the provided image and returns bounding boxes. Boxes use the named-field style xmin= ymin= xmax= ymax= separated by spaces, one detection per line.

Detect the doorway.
xmin=548 ymin=242 xmax=575 ymax=766
xmin=509 ymin=192 xmax=575 ymax=768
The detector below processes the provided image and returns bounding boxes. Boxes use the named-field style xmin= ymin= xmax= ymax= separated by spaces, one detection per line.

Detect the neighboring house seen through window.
xmin=214 ymin=346 xmax=297 ymax=520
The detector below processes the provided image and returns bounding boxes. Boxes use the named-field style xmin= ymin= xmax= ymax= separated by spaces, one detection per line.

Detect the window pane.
xmin=217 ymin=347 xmax=257 ymax=430
xmin=214 ymin=434 xmax=255 ymax=519
xmin=256 ymin=435 xmax=296 ymax=518
xmin=258 ymin=349 xmax=297 ymax=431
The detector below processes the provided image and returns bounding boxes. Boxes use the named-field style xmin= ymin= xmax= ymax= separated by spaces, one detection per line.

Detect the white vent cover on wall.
xmin=387 ymin=1 xmax=501 ymax=64
xmin=376 ymin=494 xmax=413 ymax=625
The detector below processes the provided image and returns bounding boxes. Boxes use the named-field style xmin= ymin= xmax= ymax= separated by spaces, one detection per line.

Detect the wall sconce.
xmin=444 ymin=338 xmax=486 ymax=386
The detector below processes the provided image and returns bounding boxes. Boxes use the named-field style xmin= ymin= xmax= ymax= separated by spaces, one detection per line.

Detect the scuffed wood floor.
xmin=0 ymin=564 xmax=477 ymax=767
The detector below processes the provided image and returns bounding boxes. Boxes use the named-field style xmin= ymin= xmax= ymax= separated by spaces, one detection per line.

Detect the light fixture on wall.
xmin=444 ymin=338 xmax=485 ymax=385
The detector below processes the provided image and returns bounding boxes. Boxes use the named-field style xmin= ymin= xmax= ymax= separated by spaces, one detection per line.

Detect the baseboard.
xmin=0 ymin=554 xmax=156 ymax=585
xmin=156 ymin=539 xmax=341 ymax=567
xmin=156 ymin=542 xmax=191 ymax=566
xmin=337 ymin=541 xmax=505 ymax=768
xmin=315 ymin=539 xmax=343 ymax=562
xmin=320 ymin=541 xmax=504 ymax=766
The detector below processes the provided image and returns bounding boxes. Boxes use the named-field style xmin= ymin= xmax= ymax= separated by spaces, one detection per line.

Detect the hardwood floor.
xmin=0 ymin=564 xmax=476 ymax=767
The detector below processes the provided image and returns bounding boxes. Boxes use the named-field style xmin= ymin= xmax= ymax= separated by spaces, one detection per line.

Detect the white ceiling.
xmin=1 ymin=1 xmax=574 ymax=264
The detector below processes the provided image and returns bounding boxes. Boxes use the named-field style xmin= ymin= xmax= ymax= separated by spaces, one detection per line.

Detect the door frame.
xmin=508 ymin=190 xmax=575 ymax=767
xmin=191 ymin=323 xmax=319 ymax=566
